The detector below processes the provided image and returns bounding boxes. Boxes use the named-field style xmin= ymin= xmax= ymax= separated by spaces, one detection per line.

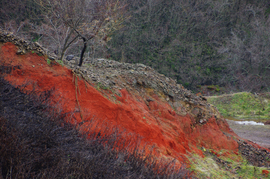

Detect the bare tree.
xmin=36 ymin=0 xmax=127 ymax=66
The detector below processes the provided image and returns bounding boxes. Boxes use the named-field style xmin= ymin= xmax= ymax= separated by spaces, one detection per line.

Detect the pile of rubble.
xmin=0 ymin=29 xmax=57 ymax=60
xmin=65 ymin=56 xmax=221 ymax=122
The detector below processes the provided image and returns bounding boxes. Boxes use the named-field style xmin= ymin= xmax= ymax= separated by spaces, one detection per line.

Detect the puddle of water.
xmin=234 ymin=121 xmax=264 ymax=125
xmin=226 ymin=119 xmax=270 ymax=148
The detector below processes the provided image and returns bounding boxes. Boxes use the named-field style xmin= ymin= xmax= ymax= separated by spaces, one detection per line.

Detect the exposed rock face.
xmin=1 ymin=30 xmax=270 ymax=167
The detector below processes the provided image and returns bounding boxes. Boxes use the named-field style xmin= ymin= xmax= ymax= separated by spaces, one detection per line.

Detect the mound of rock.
xmin=66 ymin=57 xmax=222 ymax=124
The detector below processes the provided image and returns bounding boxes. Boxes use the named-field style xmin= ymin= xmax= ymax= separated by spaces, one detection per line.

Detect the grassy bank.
xmin=207 ymin=92 xmax=270 ymax=121
xmin=189 ymin=151 xmax=270 ymax=179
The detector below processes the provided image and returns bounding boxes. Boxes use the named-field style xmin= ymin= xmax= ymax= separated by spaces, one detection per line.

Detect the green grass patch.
xmin=189 ymin=154 xmax=234 ymax=179
xmin=189 ymin=151 xmax=270 ymax=179
xmin=56 ymin=60 xmax=64 ymax=66
xmin=207 ymin=92 xmax=270 ymax=121
xmin=96 ymin=82 xmax=110 ymax=90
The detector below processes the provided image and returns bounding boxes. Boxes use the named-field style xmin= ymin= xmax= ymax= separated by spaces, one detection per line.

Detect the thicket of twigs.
xmin=1 ymin=0 xmax=270 ymax=92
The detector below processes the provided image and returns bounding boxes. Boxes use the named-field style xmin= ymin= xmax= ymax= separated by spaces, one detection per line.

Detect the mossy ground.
xmin=207 ymin=92 xmax=270 ymax=122
xmin=189 ymin=149 xmax=270 ymax=179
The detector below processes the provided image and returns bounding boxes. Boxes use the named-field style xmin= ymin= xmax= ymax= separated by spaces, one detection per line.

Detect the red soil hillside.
xmin=0 ymin=30 xmax=269 ymax=167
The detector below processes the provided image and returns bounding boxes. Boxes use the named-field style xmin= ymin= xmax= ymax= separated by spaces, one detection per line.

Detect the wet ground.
xmin=226 ymin=119 xmax=270 ymax=149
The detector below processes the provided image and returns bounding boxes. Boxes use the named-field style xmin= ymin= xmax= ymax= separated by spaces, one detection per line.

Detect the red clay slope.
xmin=1 ymin=42 xmax=240 ymax=164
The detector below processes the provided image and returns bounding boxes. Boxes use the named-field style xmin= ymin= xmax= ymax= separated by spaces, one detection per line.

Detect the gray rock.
xmin=97 ymin=58 xmax=105 ymax=62
xmin=66 ymin=55 xmax=74 ymax=61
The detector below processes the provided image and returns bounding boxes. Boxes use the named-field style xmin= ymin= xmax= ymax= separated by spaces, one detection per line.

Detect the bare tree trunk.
xmin=79 ymin=37 xmax=87 ymax=66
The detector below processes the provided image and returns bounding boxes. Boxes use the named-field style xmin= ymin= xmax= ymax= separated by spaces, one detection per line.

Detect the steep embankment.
xmin=0 ymin=30 xmax=269 ymax=171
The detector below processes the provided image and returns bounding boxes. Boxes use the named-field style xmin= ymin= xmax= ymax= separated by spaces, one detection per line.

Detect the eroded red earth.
xmin=0 ymin=42 xmax=250 ymax=165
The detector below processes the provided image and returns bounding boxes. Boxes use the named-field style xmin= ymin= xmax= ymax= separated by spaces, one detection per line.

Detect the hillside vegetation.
xmin=1 ymin=0 xmax=270 ymax=92
xmin=108 ymin=0 xmax=270 ymax=92
xmin=207 ymin=92 xmax=270 ymax=121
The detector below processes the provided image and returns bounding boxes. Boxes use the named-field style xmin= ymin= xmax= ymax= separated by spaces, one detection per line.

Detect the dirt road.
xmin=226 ymin=119 xmax=270 ymax=149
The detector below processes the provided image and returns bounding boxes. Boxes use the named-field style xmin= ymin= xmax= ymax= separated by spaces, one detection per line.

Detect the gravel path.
xmin=226 ymin=119 xmax=270 ymax=149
